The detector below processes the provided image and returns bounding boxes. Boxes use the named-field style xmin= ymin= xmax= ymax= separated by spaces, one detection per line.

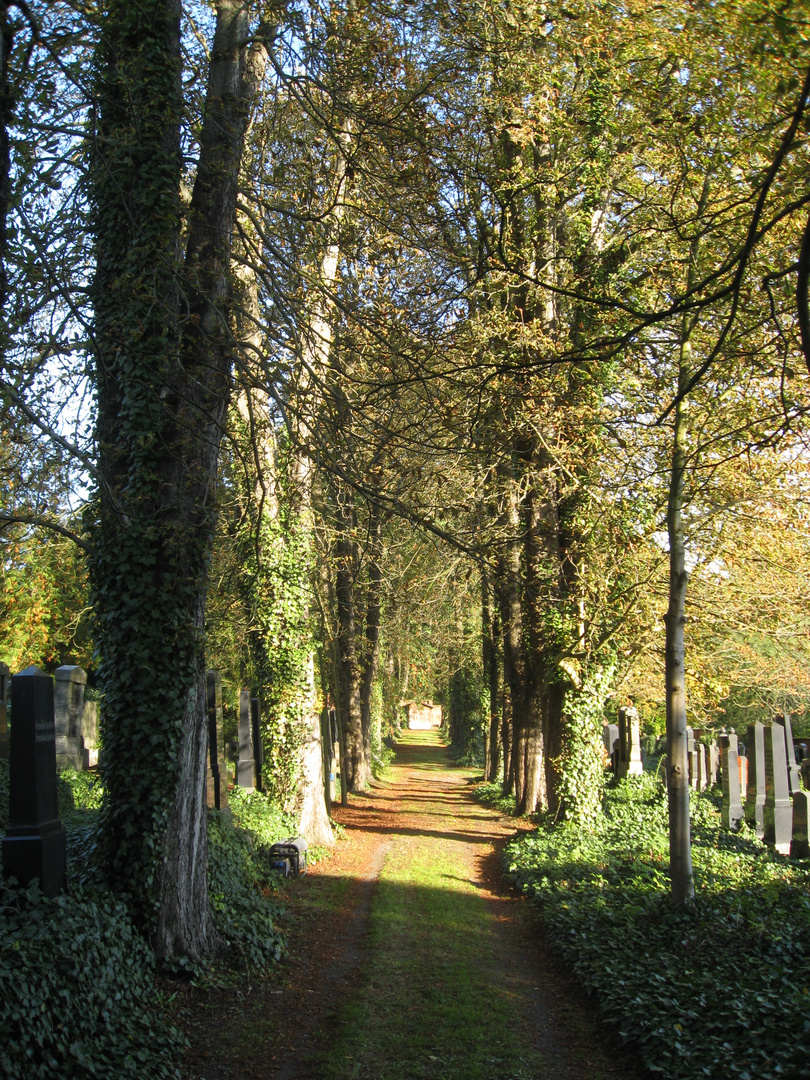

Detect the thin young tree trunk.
xmin=665 ymin=344 xmax=695 ymax=906
xmin=664 ymin=176 xmax=710 ymax=907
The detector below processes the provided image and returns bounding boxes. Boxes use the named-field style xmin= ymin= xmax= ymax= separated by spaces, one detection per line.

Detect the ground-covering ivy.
xmin=504 ymin=774 xmax=810 ymax=1080
xmin=0 ymin=882 xmax=184 ymax=1080
xmin=0 ymin=767 xmax=292 ymax=1075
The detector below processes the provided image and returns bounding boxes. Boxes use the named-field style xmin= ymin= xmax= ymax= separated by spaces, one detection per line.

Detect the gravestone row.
xmin=603 ymin=710 xmax=810 ymax=858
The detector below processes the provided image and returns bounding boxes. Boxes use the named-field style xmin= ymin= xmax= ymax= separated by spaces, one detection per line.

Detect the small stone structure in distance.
xmin=401 ymin=700 xmax=442 ymax=730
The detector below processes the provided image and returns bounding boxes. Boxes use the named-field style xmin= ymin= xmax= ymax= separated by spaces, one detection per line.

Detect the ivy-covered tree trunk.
xmin=91 ymin=0 xmax=271 ymax=961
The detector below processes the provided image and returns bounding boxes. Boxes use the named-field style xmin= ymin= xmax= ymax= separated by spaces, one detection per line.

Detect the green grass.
xmin=315 ymin=747 xmax=545 ymax=1080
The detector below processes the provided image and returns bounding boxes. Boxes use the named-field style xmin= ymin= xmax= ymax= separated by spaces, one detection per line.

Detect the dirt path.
xmin=180 ymin=732 xmax=649 ymax=1080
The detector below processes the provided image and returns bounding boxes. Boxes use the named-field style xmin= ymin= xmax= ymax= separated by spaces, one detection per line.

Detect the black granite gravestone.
xmin=250 ymin=697 xmax=263 ymax=792
xmin=206 ymin=670 xmax=229 ymax=812
xmin=790 ymin=791 xmax=810 ymax=859
xmin=0 ymin=661 xmax=8 ymax=760
xmin=1 ymin=667 xmax=66 ymax=896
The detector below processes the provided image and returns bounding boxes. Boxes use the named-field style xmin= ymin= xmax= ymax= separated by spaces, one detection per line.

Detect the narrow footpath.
xmin=180 ymin=731 xmax=650 ymax=1080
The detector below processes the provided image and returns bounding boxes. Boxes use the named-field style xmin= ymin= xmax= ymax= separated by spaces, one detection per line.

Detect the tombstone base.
xmin=744 ymin=803 xmax=765 ymax=839
xmin=721 ymin=805 xmax=744 ymax=831
xmin=55 ymin=735 xmax=84 ymax=772
xmin=2 ymin=820 xmax=67 ymax=897
xmin=764 ymin=802 xmax=792 ymax=855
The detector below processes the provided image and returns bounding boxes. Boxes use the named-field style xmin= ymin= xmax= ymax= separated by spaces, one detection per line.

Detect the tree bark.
xmin=665 ymin=345 xmax=696 ymax=906
xmin=358 ymin=506 xmax=383 ymax=778
xmin=92 ymin=0 xmax=274 ymax=961
xmin=482 ymin=572 xmax=501 ymax=783
xmin=335 ymin=495 xmax=368 ymax=791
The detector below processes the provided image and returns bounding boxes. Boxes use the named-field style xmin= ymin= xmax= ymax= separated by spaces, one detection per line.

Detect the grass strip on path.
xmin=316 ymin=732 xmax=545 ymax=1080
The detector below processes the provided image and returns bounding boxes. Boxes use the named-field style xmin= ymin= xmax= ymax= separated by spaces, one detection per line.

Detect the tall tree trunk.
xmin=665 ymin=343 xmax=695 ymax=906
xmin=91 ymin=0 xmax=273 ymax=961
xmin=496 ymin=471 xmax=528 ymax=810
xmin=501 ymin=687 xmax=513 ymax=795
xmin=482 ymin=572 xmax=501 ymax=783
xmin=664 ymin=177 xmax=710 ymax=907
xmin=358 ymin=506 xmax=383 ymax=778
xmin=335 ymin=496 xmax=368 ymax=791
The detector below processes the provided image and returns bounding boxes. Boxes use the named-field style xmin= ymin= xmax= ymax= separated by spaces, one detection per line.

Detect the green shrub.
xmin=0 ymin=881 xmax=184 ymax=1079
xmin=227 ymin=785 xmax=297 ymax=847
xmin=207 ymin=809 xmax=285 ymax=969
xmin=473 ymin=780 xmax=517 ymax=816
xmin=58 ymin=768 xmax=103 ymax=815
xmin=505 ymin=776 xmax=810 ymax=1080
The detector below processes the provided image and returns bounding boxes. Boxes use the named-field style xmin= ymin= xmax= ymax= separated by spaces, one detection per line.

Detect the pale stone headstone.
xmin=627 ymin=712 xmax=643 ymax=776
xmin=719 ymin=731 xmax=744 ymax=830
xmin=745 ymin=721 xmax=766 ymax=839
xmin=1 ymin=667 xmax=66 ymax=896
xmin=0 ymin=661 xmax=9 ymax=760
xmin=738 ymin=754 xmax=748 ymax=797
xmin=696 ymin=743 xmax=709 ymax=792
xmin=602 ymin=723 xmax=618 ymax=756
xmin=790 ymin=791 xmax=810 ymax=859
xmin=763 ymin=723 xmax=792 ymax=855
xmin=616 ymin=707 xmax=642 ymax=778
xmin=708 ymin=740 xmax=719 ymax=787
xmin=237 ymin=690 xmax=255 ymax=789
xmin=685 ymin=727 xmax=696 ymax=788
xmin=774 ymin=714 xmax=802 ymax=796
xmin=251 ymin=697 xmax=263 ymax=792
xmin=603 ymin=723 xmax=619 ymax=772
xmin=206 ymin=670 xmax=228 ymax=811
xmin=80 ymin=700 xmax=99 ymax=769
xmin=54 ymin=665 xmax=87 ymax=771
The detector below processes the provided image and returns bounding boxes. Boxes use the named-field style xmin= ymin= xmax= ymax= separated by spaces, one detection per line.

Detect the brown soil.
xmin=174 ymin=735 xmax=651 ymax=1080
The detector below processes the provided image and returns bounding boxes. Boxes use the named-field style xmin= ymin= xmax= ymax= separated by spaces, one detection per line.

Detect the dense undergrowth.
xmin=502 ymin=773 xmax=810 ymax=1080
xmin=0 ymin=760 xmax=293 ymax=1078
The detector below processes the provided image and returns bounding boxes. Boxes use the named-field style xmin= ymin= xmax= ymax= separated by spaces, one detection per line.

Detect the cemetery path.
xmin=178 ymin=731 xmax=650 ymax=1080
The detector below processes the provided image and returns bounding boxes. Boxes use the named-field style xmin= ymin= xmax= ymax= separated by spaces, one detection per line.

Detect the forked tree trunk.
xmin=92 ymin=0 xmax=274 ymax=961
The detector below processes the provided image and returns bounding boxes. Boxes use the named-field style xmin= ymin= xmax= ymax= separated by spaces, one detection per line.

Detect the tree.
xmin=90 ymin=0 xmax=276 ymax=961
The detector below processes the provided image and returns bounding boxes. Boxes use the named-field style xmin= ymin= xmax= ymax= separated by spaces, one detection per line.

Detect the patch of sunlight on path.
xmin=316 ymin=730 xmax=545 ymax=1080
